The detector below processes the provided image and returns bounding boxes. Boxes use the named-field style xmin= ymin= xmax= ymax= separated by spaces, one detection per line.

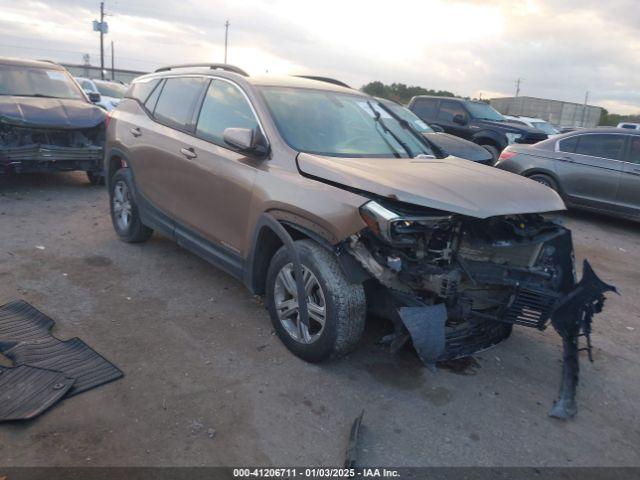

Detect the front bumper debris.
xmin=347 ymin=208 xmax=617 ymax=419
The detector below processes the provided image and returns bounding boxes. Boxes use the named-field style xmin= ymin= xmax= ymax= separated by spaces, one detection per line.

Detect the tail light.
xmin=105 ymin=111 xmax=112 ymax=130
xmin=498 ymin=149 xmax=517 ymax=162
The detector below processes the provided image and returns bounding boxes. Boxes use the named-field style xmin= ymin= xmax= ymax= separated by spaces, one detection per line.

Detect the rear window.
xmin=153 ymin=77 xmax=208 ymax=131
xmin=558 ymin=136 xmax=578 ymax=153
xmin=410 ymin=98 xmax=438 ymax=120
xmin=127 ymin=78 xmax=161 ymax=103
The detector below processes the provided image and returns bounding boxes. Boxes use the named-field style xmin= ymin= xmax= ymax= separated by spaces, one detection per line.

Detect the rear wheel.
xmin=266 ymin=240 xmax=366 ymax=362
xmin=480 ymin=144 xmax=500 ymax=164
xmin=109 ymin=169 xmax=153 ymax=243
xmin=528 ymin=173 xmax=559 ymax=192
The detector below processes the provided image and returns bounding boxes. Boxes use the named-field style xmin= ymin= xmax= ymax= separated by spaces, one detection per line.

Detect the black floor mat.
xmin=0 ymin=299 xmax=55 ymax=342
xmin=0 ymin=300 xmax=124 ymax=397
xmin=0 ymin=365 xmax=75 ymax=421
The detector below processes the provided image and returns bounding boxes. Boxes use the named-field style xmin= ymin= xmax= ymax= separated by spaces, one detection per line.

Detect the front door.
xmin=171 ymin=78 xmax=262 ymax=255
xmin=617 ymin=135 xmax=640 ymax=219
xmin=435 ymin=100 xmax=471 ymax=140
xmin=554 ymin=133 xmax=625 ymax=212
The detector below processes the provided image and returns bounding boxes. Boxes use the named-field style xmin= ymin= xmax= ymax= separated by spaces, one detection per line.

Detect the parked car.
xmin=75 ymin=77 xmax=127 ymax=111
xmin=496 ymin=128 xmax=640 ymax=220
xmin=376 ymin=98 xmax=493 ymax=164
xmin=407 ymin=96 xmax=548 ymax=162
xmin=504 ymin=115 xmax=561 ymax=137
xmin=0 ymin=58 xmax=106 ymax=184
xmin=617 ymin=122 xmax=640 ymax=130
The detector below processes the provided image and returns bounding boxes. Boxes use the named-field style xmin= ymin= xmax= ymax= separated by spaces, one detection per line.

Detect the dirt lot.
xmin=0 ymin=171 xmax=639 ymax=467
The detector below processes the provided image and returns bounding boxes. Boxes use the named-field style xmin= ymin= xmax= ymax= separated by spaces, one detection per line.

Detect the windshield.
xmin=378 ymin=100 xmax=434 ymax=133
xmin=466 ymin=102 xmax=504 ymax=121
xmin=0 ymin=65 xmax=84 ymax=100
xmin=531 ymin=121 xmax=559 ymax=135
xmin=260 ymin=87 xmax=434 ymax=158
xmin=94 ymin=81 xmax=126 ymax=99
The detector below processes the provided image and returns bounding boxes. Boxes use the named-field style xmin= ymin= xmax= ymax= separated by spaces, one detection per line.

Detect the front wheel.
xmin=109 ymin=169 xmax=153 ymax=243
xmin=266 ymin=240 xmax=366 ymax=362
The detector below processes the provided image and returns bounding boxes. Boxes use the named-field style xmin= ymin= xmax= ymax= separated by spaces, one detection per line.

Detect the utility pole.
xmin=224 ymin=20 xmax=230 ymax=63
xmin=100 ymin=2 xmax=105 ymax=79
xmin=515 ymin=78 xmax=522 ymax=98
xmin=111 ymin=40 xmax=115 ymax=80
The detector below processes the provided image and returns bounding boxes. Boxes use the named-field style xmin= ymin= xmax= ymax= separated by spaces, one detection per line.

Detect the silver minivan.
xmin=495 ymin=128 xmax=640 ymax=220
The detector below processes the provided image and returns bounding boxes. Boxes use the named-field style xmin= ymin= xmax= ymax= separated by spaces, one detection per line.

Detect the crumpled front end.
xmin=346 ymin=199 xmax=616 ymax=418
xmin=0 ymin=122 xmax=104 ymax=174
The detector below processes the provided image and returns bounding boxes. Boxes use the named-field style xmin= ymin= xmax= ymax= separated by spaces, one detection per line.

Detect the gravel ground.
xmin=0 ymin=172 xmax=638 ymax=467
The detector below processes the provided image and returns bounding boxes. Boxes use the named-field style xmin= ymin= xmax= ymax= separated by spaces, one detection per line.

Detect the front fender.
xmin=471 ymin=130 xmax=507 ymax=150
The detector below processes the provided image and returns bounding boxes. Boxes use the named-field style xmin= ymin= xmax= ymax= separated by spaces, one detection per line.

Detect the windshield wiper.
xmin=366 ymin=101 xmax=414 ymax=158
xmin=376 ymin=101 xmax=439 ymax=158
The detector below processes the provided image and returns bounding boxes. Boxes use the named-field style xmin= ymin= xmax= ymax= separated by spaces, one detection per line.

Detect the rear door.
xmin=616 ymin=135 xmax=640 ymax=218
xmin=554 ymin=133 xmax=625 ymax=212
xmin=132 ymin=76 xmax=209 ymax=220
xmin=173 ymin=78 xmax=261 ymax=255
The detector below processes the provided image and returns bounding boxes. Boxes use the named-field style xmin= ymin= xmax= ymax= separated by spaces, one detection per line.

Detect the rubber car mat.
xmin=0 ymin=365 xmax=75 ymax=421
xmin=0 ymin=300 xmax=123 ymax=397
xmin=0 ymin=299 xmax=55 ymax=342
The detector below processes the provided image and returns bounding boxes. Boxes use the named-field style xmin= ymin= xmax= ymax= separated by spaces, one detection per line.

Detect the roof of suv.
xmin=135 ymin=66 xmax=360 ymax=95
xmin=0 ymin=57 xmax=65 ymax=70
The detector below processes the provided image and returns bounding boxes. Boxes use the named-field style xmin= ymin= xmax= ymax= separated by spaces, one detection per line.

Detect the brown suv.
xmin=106 ymin=64 xmax=614 ymax=418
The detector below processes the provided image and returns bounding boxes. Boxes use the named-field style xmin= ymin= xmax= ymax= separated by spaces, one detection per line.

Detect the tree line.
xmin=361 ymin=81 xmax=455 ymax=104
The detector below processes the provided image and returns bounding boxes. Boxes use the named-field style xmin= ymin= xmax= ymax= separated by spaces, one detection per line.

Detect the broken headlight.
xmin=359 ymin=200 xmax=452 ymax=243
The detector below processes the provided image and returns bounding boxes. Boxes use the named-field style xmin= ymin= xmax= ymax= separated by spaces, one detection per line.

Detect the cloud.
xmin=0 ymin=0 xmax=638 ymax=114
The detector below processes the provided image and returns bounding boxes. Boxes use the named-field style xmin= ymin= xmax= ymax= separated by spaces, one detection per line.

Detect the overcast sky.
xmin=1 ymin=0 xmax=638 ymax=113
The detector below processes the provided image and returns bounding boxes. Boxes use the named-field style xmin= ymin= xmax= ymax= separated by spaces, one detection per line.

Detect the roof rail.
xmin=154 ymin=63 xmax=249 ymax=76
xmin=294 ymin=75 xmax=351 ymax=89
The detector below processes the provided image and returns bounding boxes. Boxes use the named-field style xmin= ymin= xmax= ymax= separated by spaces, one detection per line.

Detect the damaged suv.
xmin=0 ymin=58 xmax=106 ymax=184
xmin=106 ymin=64 xmax=615 ymax=418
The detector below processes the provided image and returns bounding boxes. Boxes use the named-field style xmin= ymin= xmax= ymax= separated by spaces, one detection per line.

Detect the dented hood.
xmin=0 ymin=96 xmax=105 ymax=129
xmin=297 ymin=153 xmax=566 ymax=218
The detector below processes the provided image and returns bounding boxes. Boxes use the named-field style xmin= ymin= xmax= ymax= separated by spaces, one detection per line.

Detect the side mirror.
xmin=452 ymin=114 xmax=468 ymax=125
xmin=223 ymin=127 xmax=268 ymax=156
xmin=430 ymin=124 xmax=444 ymax=133
xmin=87 ymin=91 xmax=101 ymax=103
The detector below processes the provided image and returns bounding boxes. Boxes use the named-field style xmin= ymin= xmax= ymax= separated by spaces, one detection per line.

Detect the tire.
xmin=109 ymin=169 xmax=153 ymax=243
xmin=266 ymin=239 xmax=366 ymax=362
xmin=480 ymin=144 xmax=500 ymax=164
xmin=87 ymin=170 xmax=105 ymax=186
xmin=528 ymin=173 xmax=559 ymax=192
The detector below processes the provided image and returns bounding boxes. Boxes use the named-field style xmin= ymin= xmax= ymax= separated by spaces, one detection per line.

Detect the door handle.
xmin=180 ymin=147 xmax=197 ymax=159
xmin=130 ymin=127 xmax=142 ymax=137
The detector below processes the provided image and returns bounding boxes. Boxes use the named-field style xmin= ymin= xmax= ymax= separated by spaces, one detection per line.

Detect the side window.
xmin=153 ymin=77 xmax=208 ymax=131
xmin=195 ymin=79 xmax=259 ymax=146
xmin=574 ymin=134 xmax=625 ymax=160
xmin=627 ymin=136 xmax=640 ymax=164
xmin=411 ymin=99 xmax=438 ymax=120
xmin=558 ymin=136 xmax=578 ymax=153
xmin=437 ymin=100 xmax=466 ymax=122
xmin=127 ymin=78 xmax=160 ymax=103
xmin=144 ymin=79 xmax=164 ymax=112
